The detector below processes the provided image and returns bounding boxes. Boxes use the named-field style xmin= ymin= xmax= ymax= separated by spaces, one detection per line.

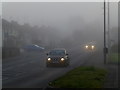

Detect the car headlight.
xmin=91 ymin=45 xmax=95 ymax=49
xmin=48 ymin=58 xmax=51 ymax=61
xmin=85 ymin=45 xmax=88 ymax=49
xmin=61 ymin=58 xmax=65 ymax=61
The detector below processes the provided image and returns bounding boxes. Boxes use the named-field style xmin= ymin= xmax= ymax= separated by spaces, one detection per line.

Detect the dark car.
xmin=46 ymin=48 xmax=69 ymax=67
xmin=21 ymin=44 xmax=45 ymax=53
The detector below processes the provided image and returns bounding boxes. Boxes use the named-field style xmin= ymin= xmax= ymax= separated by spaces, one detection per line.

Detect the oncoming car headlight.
xmin=91 ymin=45 xmax=95 ymax=49
xmin=61 ymin=58 xmax=65 ymax=61
xmin=85 ymin=45 xmax=88 ymax=49
xmin=48 ymin=58 xmax=51 ymax=61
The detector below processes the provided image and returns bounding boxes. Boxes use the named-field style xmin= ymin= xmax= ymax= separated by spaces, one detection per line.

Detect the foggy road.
xmin=3 ymin=47 xmax=94 ymax=88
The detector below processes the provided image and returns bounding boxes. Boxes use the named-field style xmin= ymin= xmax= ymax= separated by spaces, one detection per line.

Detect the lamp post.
xmin=104 ymin=0 xmax=107 ymax=64
xmin=108 ymin=0 xmax=110 ymax=52
xmin=118 ymin=1 xmax=120 ymax=54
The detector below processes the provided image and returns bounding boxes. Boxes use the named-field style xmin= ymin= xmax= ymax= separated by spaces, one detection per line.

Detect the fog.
xmin=2 ymin=2 xmax=118 ymax=50
xmin=3 ymin=3 xmax=102 ymax=25
xmin=1 ymin=2 xmax=119 ymax=89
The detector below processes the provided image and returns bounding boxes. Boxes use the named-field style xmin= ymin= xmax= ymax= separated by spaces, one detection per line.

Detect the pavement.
xmin=103 ymin=64 xmax=118 ymax=88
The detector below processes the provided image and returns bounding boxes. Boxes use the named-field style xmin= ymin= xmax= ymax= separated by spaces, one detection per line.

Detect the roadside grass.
xmin=49 ymin=66 xmax=107 ymax=88
xmin=108 ymin=53 xmax=120 ymax=63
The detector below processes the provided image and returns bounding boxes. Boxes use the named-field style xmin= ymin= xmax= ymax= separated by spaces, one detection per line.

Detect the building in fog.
xmin=2 ymin=19 xmax=33 ymax=48
xmin=2 ymin=19 xmax=23 ymax=48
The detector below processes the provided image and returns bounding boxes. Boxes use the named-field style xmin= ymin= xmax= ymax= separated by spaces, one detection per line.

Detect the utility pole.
xmin=107 ymin=0 xmax=110 ymax=61
xmin=118 ymin=1 xmax=120 ymax=54
xmin=104 ymin=0 xmax=107 ymax=64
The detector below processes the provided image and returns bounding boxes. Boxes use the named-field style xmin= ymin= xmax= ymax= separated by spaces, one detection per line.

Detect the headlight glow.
xmin=61 ymin=58 xmax=65 ymax=61
xmin=91 ymin=45 xmax=95 ymax=49
xmin=85 ymin=45 xmax=88 ymax=49
xmin=48 ymin=58 xmax=51 ymax=61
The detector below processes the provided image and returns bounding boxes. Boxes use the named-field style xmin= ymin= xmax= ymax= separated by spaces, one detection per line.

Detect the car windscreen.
xmin=49 ymin=50 xmax=65 ymax=55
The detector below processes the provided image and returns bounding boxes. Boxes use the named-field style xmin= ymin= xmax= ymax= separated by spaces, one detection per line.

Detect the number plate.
xmin=52 ymin=61 xmax=59 ymax=63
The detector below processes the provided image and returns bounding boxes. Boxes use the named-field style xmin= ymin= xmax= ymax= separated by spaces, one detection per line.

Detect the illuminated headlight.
xmin=85 ymin=45 xmax=88 ymax=49
xmin=48 ymin=58 xmax=51 ymax=61
xmin=61 ymin=58 xmax=65 ymax=61
xmin=91 ymin=45 xmax=95 ymax=49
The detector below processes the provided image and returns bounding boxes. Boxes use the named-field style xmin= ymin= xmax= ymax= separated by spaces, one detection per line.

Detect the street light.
xmin=104 ymin=0 xmax=108 ymax=64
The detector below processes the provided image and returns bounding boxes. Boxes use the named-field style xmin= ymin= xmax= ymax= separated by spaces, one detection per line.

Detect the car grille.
xmin=52 ymin=57 xmax=60 ymax=61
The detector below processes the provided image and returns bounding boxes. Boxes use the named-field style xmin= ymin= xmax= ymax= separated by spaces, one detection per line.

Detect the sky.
xmin=1 ymin=0 xmax=119 ymax=2
xmin=2 ymin=2 xmax=118 ymax=27
xmin=2 ymin=3 xmax=102 ymax=25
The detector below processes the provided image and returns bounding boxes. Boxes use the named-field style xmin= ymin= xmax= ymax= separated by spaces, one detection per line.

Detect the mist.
xmin=2 ymin=2 xmax=118 ymax=50
xmin=2 ymin=2 xmax=119 ymax=89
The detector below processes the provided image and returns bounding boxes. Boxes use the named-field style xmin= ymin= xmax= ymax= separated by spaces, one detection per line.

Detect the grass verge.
xmin=49 ymin=66 xmax=107 ymax=88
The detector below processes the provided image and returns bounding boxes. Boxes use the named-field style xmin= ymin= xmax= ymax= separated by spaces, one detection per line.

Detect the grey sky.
xmin=2 ymin=2 xmax=118 ymax=27
xmin=2 ymin=3 xmax=102 ymax=24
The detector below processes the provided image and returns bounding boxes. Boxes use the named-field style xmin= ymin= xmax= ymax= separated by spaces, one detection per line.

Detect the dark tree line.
xmin=2 ymin=19 xmax=64 ymax=58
